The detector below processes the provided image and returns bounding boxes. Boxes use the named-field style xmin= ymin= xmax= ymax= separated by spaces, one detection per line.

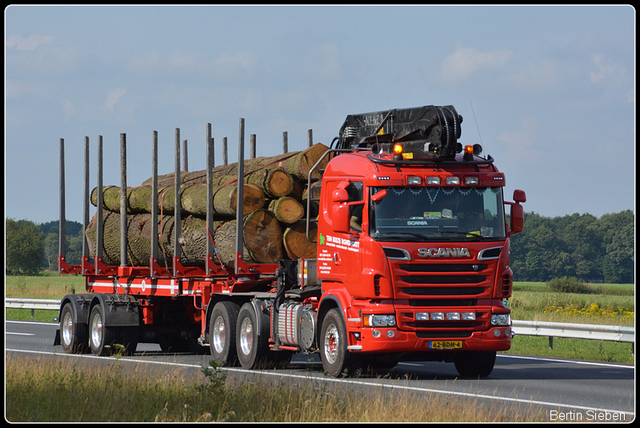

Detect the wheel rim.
xmin=61 ymin=311 xmax=73 ymax=347
xmin=90 ymin=311 xmax=103 ymax=349
xmin=239 ymin=317 xmax=253 ymax=356
xmin=323 ymin=324 xmax=339 ymax=365
xmin=212 ymin=316 xmax=226 ymax=354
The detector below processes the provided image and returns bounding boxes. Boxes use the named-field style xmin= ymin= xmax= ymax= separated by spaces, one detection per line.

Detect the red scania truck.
xmin=55 ymin=105 xmax=525 ymax=378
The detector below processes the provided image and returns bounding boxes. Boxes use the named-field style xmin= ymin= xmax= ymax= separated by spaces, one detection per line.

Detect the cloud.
xmin=508 ymin=59 xmax=560 ymax=92
xmin=439 ymin=46 xmax=512 ymax=82
xmin=589 ymin=54 xmax=625 ymax=84
xmin=129 ymin=49 xmax=259 ymax=80
xmin=497 ymin=116 xmax=542 ymax=162
xmin=104 ymin=87 xmax=127 ymax=110
xmin=6 ymin=33 xmax=54 ymax=51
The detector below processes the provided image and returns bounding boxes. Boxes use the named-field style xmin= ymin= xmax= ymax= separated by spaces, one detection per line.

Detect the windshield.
xmin=370 ymin=186 xmax=506 ymax=241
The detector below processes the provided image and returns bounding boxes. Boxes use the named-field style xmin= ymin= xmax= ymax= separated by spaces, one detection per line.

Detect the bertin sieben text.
xmin=548 ymin=409 xmax=627 ymax=422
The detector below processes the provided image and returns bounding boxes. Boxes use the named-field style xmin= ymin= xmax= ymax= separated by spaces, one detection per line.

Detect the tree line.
xmin=510 ymin=210 xmax=634 ymax=284
xmin=5 ymin=210 xmax=635 ymax=283
xmin=6 ymin=219 xmax=83 ymax=275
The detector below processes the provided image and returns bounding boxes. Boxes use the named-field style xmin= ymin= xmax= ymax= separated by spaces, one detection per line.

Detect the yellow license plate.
xmin=429 ymin=340 xmax=462 ymax=349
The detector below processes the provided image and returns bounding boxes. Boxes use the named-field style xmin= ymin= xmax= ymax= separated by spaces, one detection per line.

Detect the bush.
xmin=547 ymin=276 xmax=594 ymax=294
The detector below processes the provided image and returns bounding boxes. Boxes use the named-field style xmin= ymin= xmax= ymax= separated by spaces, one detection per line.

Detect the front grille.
xmin=401 ymin=275 xmax=486 ymax=284
xmin=394 ymin=262 xmax=492 ymax=300
xmin=390 ymin=257 xmax=498 ymax=334
xmin=399 ymin=263 xmax=487 ymax=272
xmin=402 ymin=287 xmax=483 ymax=296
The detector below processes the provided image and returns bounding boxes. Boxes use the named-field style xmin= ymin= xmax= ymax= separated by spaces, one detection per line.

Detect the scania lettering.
xmin=54 ymin=104 xmax=525 ymax=378
xmin=418 ymin=248 xmax=472 ymax=258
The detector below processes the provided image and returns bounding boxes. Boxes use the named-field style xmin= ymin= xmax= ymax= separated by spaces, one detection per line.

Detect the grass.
xmin=5 ymin=355 xmax=545 ymax=422
xmin=509 ymin=281 xmax=634 ymax=327
xmin=5 ymin=271 xmax=85 ymax=299
xmin=506 ymin=281 xmax=635 ymax=364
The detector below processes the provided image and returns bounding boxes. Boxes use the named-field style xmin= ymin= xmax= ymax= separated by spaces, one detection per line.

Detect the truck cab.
xmin=313 ymin=105 xmax=526 ymax=377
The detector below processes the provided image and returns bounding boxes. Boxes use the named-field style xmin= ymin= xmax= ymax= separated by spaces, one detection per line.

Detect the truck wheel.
xmin=208 ymin=301 xmax=240 ymax=366
xmin=60 ymin=302 xmax=88 ymax=354
xmin=320 ymin=308 xmax=357 ymax=377
xmin=88 ymin=305 xmax=119 ymax=356
xmin=236 ymin=303 xmax=269 ymax=369
xmin=454 ymin=351 xmax=496 ymax=378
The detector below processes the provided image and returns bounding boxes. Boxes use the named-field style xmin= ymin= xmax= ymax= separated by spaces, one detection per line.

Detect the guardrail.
xmin=5 ymin=298 xmax=635 ymax=352
xmin=6 ymin=298 xmax=61 ymax=317
xmin=512 ymin=320 xmax=634 ymax=352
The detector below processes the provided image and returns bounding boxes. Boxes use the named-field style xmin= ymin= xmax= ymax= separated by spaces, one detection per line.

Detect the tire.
xmin=454 ymin=351 xmax=496 ymax=378
xmin=236 ymin=303 xmax=269 ymax=369
xmin=59 ymin=302 xmax=88 ymax=354
xmin=208 ymin=301 xmax=240 ymax=367
xmin=88 ymin=305 xmax=119 ymax=356
xmin=319 ymin=308 xmax=358 ymax=377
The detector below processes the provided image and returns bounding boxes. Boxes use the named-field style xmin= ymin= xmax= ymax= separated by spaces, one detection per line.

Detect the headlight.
xmin=364 ymin=314 xmax=396 ymax=327
xmin=491 ymin=314 xmax=511 ymax=326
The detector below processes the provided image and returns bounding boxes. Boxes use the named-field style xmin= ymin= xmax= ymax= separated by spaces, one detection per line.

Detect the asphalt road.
xmin=6 ymin=320 xmax=635 ymax=422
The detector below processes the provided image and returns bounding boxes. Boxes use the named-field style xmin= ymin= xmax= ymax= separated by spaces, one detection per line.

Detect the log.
xmin=145 ymin=142 xmax=329 ymax=189
xmin=84 ymin=209 xmax=218 ymax=267
xmin=213 ymin=210 xmax=283 ymax=267
xmin=91 ymin=182 xmax=265 ymax=217
xmin=283 ymin=221 xmax=317 ymax=260
xmin=244 ymin=143 xmax=330 ymax=181
xmin=302 ymin=180 xmax=322 ymax=219
xmin=178 ymin=165 xmax=294 ymax=199
xmin=267 ymin=196 xmax=304 ymax=224
xmin=85 ymin=209 xmax=282 ymax=268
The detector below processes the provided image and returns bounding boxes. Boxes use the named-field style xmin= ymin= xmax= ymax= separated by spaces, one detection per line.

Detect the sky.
xmin=5 ymin=5 xmax=635 ymax=225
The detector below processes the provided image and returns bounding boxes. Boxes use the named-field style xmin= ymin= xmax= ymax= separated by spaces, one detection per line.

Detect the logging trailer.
xmin=54 ymin=105 xmax=526 ymax=377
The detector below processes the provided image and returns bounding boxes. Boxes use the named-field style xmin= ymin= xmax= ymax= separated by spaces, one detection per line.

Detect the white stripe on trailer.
xmin=89 ymin=280 xmax=179 ymax=292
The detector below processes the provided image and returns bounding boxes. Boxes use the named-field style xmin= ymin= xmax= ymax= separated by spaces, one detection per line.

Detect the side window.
xmin=346 ymin=182 xmax=363 ymax=232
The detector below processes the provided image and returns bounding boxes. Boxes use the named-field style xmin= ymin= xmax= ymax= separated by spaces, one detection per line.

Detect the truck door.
xmin=317 ymin=180 xmax=364 ymax=293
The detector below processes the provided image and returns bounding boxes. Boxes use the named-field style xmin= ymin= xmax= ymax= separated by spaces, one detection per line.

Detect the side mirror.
xmin=332 ymin=188 xmax=349 ymax=203
xmin=513 ymin=189 xmax=526 ymax=203
xmin=371 ymin=189 xmax=387 ymax=203
xmin=510 ymin=202 xmax=524 ymax=234
xmin=332 ymin=203 xmax=351 ymax=233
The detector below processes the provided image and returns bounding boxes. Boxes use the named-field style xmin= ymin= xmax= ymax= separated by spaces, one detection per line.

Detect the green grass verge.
xmin=6 ymin=355 xmax=545 ymax=422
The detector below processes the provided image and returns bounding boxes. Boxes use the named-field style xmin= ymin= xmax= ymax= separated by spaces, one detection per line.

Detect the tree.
xmin=510 ymin=210 xmax=634 ymax=284
xmin=597 ymin=210 xmax=634 ymax=283
xmin=6 ymin=218 xmax=45 ymax=275
xmin=40 ymin=220 xmax=84 ymax=270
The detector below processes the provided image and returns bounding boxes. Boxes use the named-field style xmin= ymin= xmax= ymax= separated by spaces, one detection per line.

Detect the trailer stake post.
xmin=206 ymin=123 xmax=215 ymax=275
xmin=235 ymin=118 xmax=245 ymax=274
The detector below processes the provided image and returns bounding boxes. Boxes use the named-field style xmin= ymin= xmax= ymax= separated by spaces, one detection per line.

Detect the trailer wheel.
xmin=60 ymin=302 xmax=88 ymax=354
xmin=208 ymin=301 xmax=240 ymax=366
xmin=454 ymin=351 xmax=496 ymax=378
xmin=320 ymin=308 xmax=358 ymax=377
xmin=88 ymin=305 xmax=118 ymax=356
xmin=236 ymin=303 xmax=269 ymax=369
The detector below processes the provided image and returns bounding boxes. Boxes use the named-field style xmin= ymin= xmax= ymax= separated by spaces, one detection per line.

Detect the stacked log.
xmin=87 ymin=143 xmax=329 ymax=268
